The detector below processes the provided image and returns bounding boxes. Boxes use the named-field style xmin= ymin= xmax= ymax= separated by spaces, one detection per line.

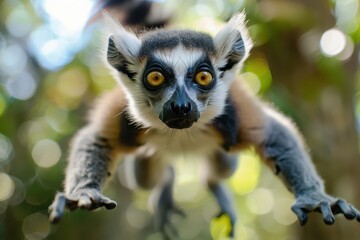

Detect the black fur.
xmin=119 ymin=112 xmax=142 ymax=147
xmin=218 ymin=32 xmax=246 ymax=77
xmin=139 ymin=30 xmax=215 ymax=58
xmin=142 ymin=56 xmax=176 ymax=91
xmin=185 ymin=55 xmax=217 ymax=92
xmin=212 ymin=98 xmax=238 ymax=150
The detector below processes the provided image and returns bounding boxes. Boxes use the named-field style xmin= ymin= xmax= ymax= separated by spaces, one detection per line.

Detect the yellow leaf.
xmin=210 ymin=214 xmax=232 ymax=240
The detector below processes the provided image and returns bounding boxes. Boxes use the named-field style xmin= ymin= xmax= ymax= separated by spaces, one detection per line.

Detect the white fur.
xmin=214 ymin=12 xmax=253 ymax=64
xmin=143 ymin=126 xmax=221 ymax=159
xmin=102 ymin=12 xmax=141 ymax=61
xmin=103 ymin=12 xmax=253 ymax=158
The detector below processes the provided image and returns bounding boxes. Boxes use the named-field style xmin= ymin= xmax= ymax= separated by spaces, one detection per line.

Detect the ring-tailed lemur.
xmin=49 ymin=13 xmax=360 ymax=238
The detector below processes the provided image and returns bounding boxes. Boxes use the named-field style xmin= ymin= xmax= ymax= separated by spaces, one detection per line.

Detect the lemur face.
xmin=106 ymin=13 xmax=252 ymax=129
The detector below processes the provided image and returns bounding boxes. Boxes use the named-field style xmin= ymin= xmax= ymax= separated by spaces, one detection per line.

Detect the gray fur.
xmin=49 ymin=13 xmax=360 ymax=235
xmin=262 ymin=109 xmax=360 ymax=225
xmin=65 ymin=128 xmax=112 ymax=194
xmin=139 ymin=30 xmax=215 ymax=58
xmin=206 ymin=150 xmax=238 ymax=237
xmin=263 ymin=113 xmax=324 ymax=196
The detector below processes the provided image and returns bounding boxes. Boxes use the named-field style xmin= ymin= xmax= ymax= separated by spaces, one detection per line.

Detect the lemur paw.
xmin=291 ymin=192 xmax=360 ymax=225
xmin=155 ymin=202 xmax=185 ymax=240
xmin=48 ymin=189 xmax=117 ymax=224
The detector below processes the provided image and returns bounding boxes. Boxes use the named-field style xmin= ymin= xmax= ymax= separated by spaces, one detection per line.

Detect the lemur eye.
xmin=146 ymin=71 xmax=165 ymax=87
xmin=195 ymin=71 xmax=213 ymax=87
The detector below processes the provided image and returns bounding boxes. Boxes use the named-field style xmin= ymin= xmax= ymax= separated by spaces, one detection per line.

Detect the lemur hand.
xmin=291 ymin=191 xmax=360 ymax=225
xmin=48 ymin=189 xmax=117 ymax=224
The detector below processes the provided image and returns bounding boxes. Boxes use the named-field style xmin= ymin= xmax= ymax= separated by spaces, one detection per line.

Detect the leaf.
xmin=210 ymin=213 xmax=232 ymax=240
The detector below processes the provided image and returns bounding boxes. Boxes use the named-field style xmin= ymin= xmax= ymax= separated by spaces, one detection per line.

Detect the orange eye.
xmin=146 ymin=71 xmax=165 ymax=87
xmin=195 ymin=71 xmax=213 ymax=87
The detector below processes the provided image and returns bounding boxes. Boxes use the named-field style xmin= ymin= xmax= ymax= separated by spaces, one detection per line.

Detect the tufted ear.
xmin=214 ymin=13 xmax=253 ymax=75
xmin=104 ymin=13 xmax=141 ymax=81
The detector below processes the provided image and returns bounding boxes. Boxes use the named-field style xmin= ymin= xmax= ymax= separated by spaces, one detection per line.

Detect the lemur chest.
xmin=119 ymin=114 xmax=231 ymax=156
xmin=143 ymin=128 xmax=222 ymax=156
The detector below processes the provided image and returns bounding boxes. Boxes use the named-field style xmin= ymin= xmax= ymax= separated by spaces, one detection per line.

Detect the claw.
xmin=348 ymin=204 xmax=360 ymax=222
xmin=335 ymin=199 xmax=356 ymax=220
xmin=291 ymin=205 xmax=308 ymax=226
xmin=320 ymin=202 xmax=335 ymax=225
xmin=293 ymin=194 xmax=360 ymax=226
xmin=78 ymin=195 xmax=93 ymax=209
xmin=49 ymin=193 xmax=67 ymax=224
xmin=48 ymin=190 xmax=117 ymax=224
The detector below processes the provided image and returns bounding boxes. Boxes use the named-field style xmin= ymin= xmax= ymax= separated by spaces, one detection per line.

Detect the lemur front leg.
xmin=49 ymin=126 xmax=119 ymax=223
xmin=205 ymin=151 xmax=238 ymax=237
xmin=260 ymin=108 xmax=360 ymax=225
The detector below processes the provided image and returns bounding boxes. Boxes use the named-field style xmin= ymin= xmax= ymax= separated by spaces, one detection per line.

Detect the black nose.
xmin=170 ymin=102 xmax=191 ymax=116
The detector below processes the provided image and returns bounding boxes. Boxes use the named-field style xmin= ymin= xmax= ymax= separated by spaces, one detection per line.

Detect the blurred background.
xmin=1 ymin=0 xmax=360 ymax=239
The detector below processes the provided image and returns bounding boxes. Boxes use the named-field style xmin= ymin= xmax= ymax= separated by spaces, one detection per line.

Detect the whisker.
xmin=169 ymin=129 xmax=176 ymax=145
xmin=184 ymin=129 xmax=192 ymax=144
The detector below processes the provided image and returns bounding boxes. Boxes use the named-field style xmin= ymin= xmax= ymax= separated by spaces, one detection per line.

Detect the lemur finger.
xmin=291 ymin=205 xmax=308 ymax=226
xmin=348 ymin=204 xmax=360 ymax=222
xmin=320 ymin=202 xmax=335 ymax=225
xmin=100 ymin=197 xmax=117 ymax=209
xmin=334 ymin=199 xmax=356 ymax=219
xmin=78 ymin=195 xmax=93 ymax=209
xmin=49 ymin=193 xmax=67 ymax=224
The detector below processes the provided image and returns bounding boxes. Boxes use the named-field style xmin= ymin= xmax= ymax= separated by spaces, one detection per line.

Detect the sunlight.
xmin=320 ymin=29 xmax=346 ymax=57
xmin=43 ymin=0 xmax=94 ymax=36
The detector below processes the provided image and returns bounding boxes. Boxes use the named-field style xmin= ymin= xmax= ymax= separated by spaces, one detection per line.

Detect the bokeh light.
xmin=244 ymin=58 xmax=272 ymax=94
xmin=335 ymin=0 xmax=359 ymax=32
xmin=31 ymin=139 xmax=61 ymax=168
xmin=0 ymin=134 xmax=13 ymax=164
xmin=5 ymin=5 xmax=34 ymax=38
xmin=0 ymin=94 xmax=6 ymax=117
xmin=0 ymin=43 xmax=27 ymax=76
xmin=0 ymin=0 xmax=359 ymax=239
xmin=43 ymin=0 xmax=94 ymax=37
xmin=272 ymin=198 xmax=297 ymax=226
xmin=241 ymin=72 xmax=262 ymax=94
xmin=126 ymin=202 xmax=151 ymax=229
xmin=236 ymin=225 xmax=259 ymax=240
xmin=22 ymin=212 xmax=51 ymax=240
xmin=28 ymin=27 xmax=73 ymax=70
xmin=17 ymin=120 xmax=50 ymax=147
xmin=8 ymin=177 xmax=26 ymax=206
xmin=230 ymin=151 xmax=261 ymax=195
xmin=0 ymin=173 xmax=15 ymax=201
xmin=5 ymin=72 xmax=37 ymax=100
xmin=56 ymin=68 xmax=89 ymax=98
xmin=320 ymin=29 xmax=346 ymax=57
xmin=246 ymin=188 xmax=274 ymax=215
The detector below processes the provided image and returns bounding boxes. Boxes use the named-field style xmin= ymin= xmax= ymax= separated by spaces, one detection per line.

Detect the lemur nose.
xmin=170 ymin=102 xmax=191 ymax=116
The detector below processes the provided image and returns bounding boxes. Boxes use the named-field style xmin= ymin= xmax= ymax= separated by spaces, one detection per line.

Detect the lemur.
xmin=49 ymin=13 xmax=360 ymax=238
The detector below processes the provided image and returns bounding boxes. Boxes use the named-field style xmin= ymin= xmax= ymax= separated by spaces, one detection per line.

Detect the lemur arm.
xmin=260 ymin=107 xmax=360 ymax=224
xmin=49 ymin=86 xmax=134 ymax=223
xmin=229 ymin=80 xmax=360 ymax=225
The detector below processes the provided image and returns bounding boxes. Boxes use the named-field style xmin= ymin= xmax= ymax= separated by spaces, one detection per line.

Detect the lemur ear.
xmin=214 ymin=13 xmax=253 ymax=73
xmin=104 ymin=13 xmax=141 ymax=81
